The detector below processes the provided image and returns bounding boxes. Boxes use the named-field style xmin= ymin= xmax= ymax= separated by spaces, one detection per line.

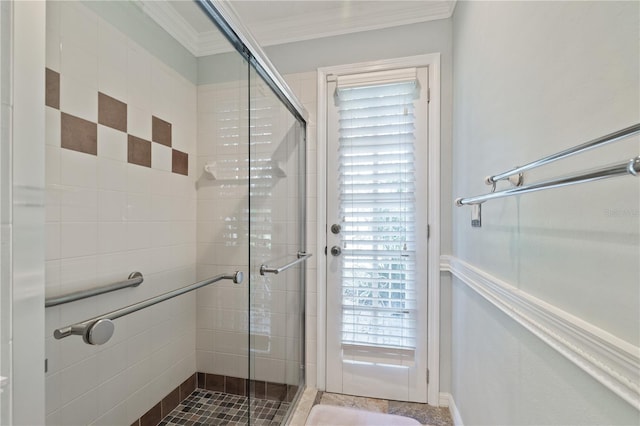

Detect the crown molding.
xmin=241 ymin=1 xmax=456 ymax=47
xmin=440 ymin=255 xmax=640 ymax=410
xmin=139 ymin=1 xmax=236 ymax=56
xmin=139 ymin=0 xmax=457 ymax=57
xmin=198 ymin=30 xmax=236 ymax=56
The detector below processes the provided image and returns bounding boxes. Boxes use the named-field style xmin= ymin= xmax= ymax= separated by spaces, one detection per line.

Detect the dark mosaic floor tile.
xmin=160 ymin=388 xmax=290 ymax=425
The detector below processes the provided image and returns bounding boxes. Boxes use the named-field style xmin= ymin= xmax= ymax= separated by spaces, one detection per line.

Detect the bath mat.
xmin=306 ymin=404 xmax=421 ymax=425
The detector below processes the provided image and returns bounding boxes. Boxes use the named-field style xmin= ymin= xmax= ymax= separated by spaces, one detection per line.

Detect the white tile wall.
xmin=60 ymin=39 xmax=98 ymax=90
xmin=60 ymin=149 xmax=97 ymax=188
xmin=45 ymin=106 xmax=61 ymax=147
xmin=60 ymin=75 xmax=98 ymax=122
xmin=59 ymin=2 xmax=97 ymax=54
xmin=45 ymin=3 xmax=197 ymax=425
xmin=126 ymin=43 xmax=152 ymax=112
xmin=152 ymin=143 xmax=173 ymax=172
xmin=151 ymin=66 xmax=174 ymax=122
xmin=97 ymin=125 xmax=127 ymax=162
xmin=127 ymin=105 xmax=152 ymax=141
xmin=97 ymin=20 xmax=127 ymax=103
xmin=97 ymin=158 xmax=127 ymax=192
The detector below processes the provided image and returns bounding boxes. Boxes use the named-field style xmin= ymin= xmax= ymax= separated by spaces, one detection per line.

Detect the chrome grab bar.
xmin=45 ymin=272 xmax=144 ymax=308
xmin=260 ymin=252 xmax=312 ymax=275
xmin=456 ymin=156 xmax=640 ymax=206
xmin=53 ymin=271 xmax=243 ymax=345
xmin=486 ymin=123 xmax=640 ymax=184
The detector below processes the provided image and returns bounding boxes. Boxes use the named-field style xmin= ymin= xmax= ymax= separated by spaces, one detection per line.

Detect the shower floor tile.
xmin=159 ymin=388 xmax=290 ymax=425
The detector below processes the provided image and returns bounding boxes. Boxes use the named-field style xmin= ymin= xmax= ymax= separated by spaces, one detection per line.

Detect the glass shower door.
xmin=248 ymin=66 xmax=306 ymax=423
xmin=40 ymin=0 xmax=306 ymax=423
xmin=42 ymin=1 xmax=253 ymax=424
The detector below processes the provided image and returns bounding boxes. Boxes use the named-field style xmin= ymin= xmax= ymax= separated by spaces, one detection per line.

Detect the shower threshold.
xmin=159 ymin=388 xmax=290 ymax=425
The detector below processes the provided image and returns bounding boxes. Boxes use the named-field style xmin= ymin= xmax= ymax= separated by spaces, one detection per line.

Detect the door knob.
xmin=330 ymin=246 xmax=342 ymax=256
xmin=330 ymin=224 xmax=341 ymax=234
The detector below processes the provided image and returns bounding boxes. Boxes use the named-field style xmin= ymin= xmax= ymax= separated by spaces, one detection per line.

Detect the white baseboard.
xmin=440 ymin=255 xmax=640 ymax=411
xmin=440 ymin=392 xmax=463 ymax=426
xmin=438 ymin=392 xmax=450 ymax=407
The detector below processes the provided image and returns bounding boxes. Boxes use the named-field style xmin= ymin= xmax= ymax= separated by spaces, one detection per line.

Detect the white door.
xmin=325 ymin=67 xmax=429 ymax=402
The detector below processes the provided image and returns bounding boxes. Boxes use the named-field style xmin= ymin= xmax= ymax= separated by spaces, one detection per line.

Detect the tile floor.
xmin=315 ymin=392 xmax=453 ymax=426
xmin=158 ymin=388 xmax=453 ymax=426
xmin=159 ymin=389 xmax=290 ymax=425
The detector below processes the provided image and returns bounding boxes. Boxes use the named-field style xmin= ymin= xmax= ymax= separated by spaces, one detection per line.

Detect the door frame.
xmin=316 ymin=53 xmax=441 ymax=406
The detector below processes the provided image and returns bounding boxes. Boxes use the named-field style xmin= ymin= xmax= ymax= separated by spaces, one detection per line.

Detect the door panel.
xmin=325 ymin=67 xmax=429 ymax=402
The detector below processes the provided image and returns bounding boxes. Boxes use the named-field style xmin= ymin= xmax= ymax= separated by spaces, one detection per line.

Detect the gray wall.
xmin=262 ymin=18 xmax=455 ymax=394
xmin=451 ymin=1 xmax=639 ymax=424
xmin=264 ymin=19 xmax=450 ymax=75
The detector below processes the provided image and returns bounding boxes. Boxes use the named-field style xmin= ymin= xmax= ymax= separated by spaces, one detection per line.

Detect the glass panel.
xmin=43 ymin=1 xmax=250 ymax=424
xmin=195 ymin=31 xmax=251 ymax=426
xmin=0 ymin=1 xmax=10 ymax=423
xmin=249 ymin=66 xmax=306 ymax=424
xmin=42 ymin=1 xmax=305 ymax=424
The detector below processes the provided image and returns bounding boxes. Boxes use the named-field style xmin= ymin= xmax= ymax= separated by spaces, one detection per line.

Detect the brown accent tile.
xmin=98 ymin=92 xmax=127 ymax=132
xmin=197 ymin=372 xmax=206 ymax=388
xmin=61 ymin=112 xmax=97 ymax=155
xmin=179 ymin=373 xmax=196 ymax=400
xmin=152 ymin=116 xmax=172 ymax=147
xmin=251 ymin=380 xmax=266 ymax=399
xmin=265 ymin=382 xmax=287 ymax=401
xmin=128 ymin=135 xmax=151 ymax=168
xmin=226 ymin=376 xmax=246 ymax=396
xmin=286 ymin=384 xmax=299 ymax=402
xmin=171 ymin=149 xmax=188 ymax=176
xmin=161 ymin=386 xmax=180 ymax=417
xmin=45 ymin=68 xmax=60 ymax=109
xmin=205 ymin=373 xmax=225 ymax=392
xmin=139 ymin=402 xmax=161 ymax=426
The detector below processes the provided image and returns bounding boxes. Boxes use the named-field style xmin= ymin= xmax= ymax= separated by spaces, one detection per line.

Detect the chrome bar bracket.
xmin=508 ymin=172 xmax=524 ymax=187
xmin=225 ymin=270 xmax=244 ymax=284
xmin=627 ymin=156 xmax=640 ymax=176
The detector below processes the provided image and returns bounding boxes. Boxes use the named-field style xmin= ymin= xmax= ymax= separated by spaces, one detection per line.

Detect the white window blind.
xmin=336 ymin=78 xmax=419 ymax=351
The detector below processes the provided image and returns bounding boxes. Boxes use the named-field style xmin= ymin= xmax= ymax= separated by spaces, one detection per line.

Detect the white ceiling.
xmin=140 ymin=0 xmax=457 ymax=57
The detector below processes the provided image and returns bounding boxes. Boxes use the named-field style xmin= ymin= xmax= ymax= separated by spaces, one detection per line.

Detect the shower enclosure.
xmin=38 ymin=1 xmax=307 ymax=424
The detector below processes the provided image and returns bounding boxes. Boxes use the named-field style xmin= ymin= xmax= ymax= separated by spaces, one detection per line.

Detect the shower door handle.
xmin=260 ymin=252 xmax=313 ymax=275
